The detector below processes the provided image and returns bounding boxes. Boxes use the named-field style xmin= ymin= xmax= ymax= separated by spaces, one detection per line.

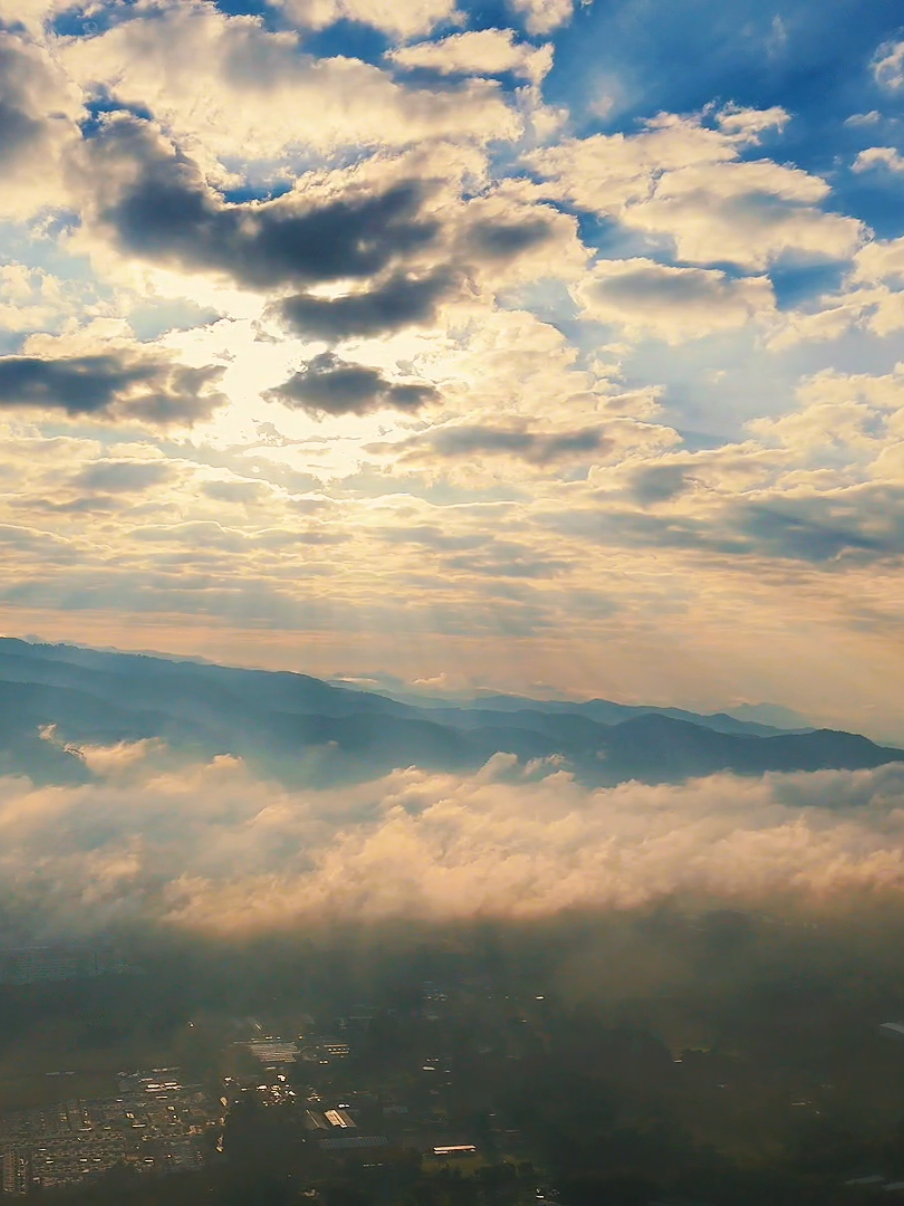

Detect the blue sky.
xmin=0 ymin=0 xmax=902 ymax=738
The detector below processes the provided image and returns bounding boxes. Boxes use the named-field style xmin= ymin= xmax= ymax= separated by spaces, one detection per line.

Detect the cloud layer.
xmin=4 ymin=743 xmax=904 ymax=938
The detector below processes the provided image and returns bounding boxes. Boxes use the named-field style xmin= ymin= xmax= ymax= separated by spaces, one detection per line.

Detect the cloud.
xmin=460 ymin=215 xmax=556 ymax=262
xmin=71 ymin=460 xmax=174 ymax=494
xmin=748 ymin=366 xmax=904 ymax=458
xmin=853 ymin=146 xmax=904 ymax=173
xmin=81 ymin=116 xmax=439 ymax=291
xmin=716 ymin=103 xmax=790 ymax=138
xmin=0 ymin=350 xmax=226 ymax=425
xmin=527 ymin=109 xmax=863 ymax=269
xmin=264 ymin=352 xmax=440 ymax=417
xmin=873 ymin=39 xmax=904 ymax=90
xmin=551 ymin=482 xmax=904 ymax=564
xmin=3 ymin=747 xmax=904 ymax=936
xmin=853 ymin=236 xmax=904 ymax=285
xmin=772 ymin=235 xmax=904 ymax=346
xmin=380 ymin=525 xmax=570 ymax=578
xmin=610 ymin=159 xmax=860 ymax=269
xmin=0 ymin=31 xmax=83 ymax=219
xmin=573 ymin=258 xmax=775 ymax=343
xmin=276 ymin=0 xmax=460 ymax=40
xmin=0 ymin=0 xmax=66 ymax=29
xmin=526 ymin=108 xmax=786 ymax=213
xmin=722 ymin=486 xmax=904 ymax=563
xmin=0 ymin=264 xmax=111 ymax=337
xmin=507 ymin=0 xmax=575 ymax=36
xmin=62 ymin=5 xmax=514 ymax=163
xmin=389 ymin=29 xmax=553 ymax=85
xmin=268 ymin=209 xmax=562 ymax=341
xmin=0 ymin=524 xmax=78 ymax=562
xmin=274 ymin=270 xmax=454 ymax=340
xmin=200 ymin=480 xmax=271 ymax=505
xmin=406 ymin=424 xmax=613 ymax=464
xmin=629 ymin=462 xmax=691 ymax=505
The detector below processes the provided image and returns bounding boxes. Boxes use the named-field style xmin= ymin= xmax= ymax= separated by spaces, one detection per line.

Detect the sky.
xmin=1 ymin=0 xmax=903 ymax=739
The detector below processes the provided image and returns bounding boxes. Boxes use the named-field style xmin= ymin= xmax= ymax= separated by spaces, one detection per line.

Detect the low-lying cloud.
xmin=3 ymin=743 xmax=904 ymax=938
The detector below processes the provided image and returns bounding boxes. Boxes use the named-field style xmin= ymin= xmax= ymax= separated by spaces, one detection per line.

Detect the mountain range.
xmin=0 ymin=637 xmax=900 ymax=788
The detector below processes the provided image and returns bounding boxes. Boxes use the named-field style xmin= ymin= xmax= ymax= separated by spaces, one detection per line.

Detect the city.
xmin=4 ymin=915 xmax=904 ymax=1203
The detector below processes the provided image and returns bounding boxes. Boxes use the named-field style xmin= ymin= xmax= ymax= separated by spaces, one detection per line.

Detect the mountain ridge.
xmin=0 ymin=638 xmax=898 ymax=788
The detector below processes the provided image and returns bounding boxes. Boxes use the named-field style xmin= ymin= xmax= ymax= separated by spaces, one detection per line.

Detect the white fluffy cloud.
xmin=276 ymin=0 xmax=460 ymax=39
xmin=772 ymin=235 xmax=904 ymax=346
xmin=623 ymin=160 xmax=862 ymax=268
xmin=0 ymin=0 xmax=66 ymax=31
xmin=853 ymin=146 xmax=904 ymax=173
xmin=749 ymin=365 xmax=904 ymax=465
xmin=61 ymin=4 xmax=518 ymax=165
xmin=389 ymin=28 xmax=553 ymax=85
xmin=853 ymin=236 xmax=904 ymax=284
xmin=527 ymin=109 xmax=863 ymax=269
xmin=3 ymin=745 xmax=904 ymax=936
xmin=507 ymin=0 xmax=576 ymax=36
xmin=873 ymin=39 xmax=904 ymax=91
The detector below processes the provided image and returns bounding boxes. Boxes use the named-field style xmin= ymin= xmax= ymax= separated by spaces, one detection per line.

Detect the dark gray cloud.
xmin=551 ymin=508 xmax=737 ymax=554
xmin=584 ymin=264 xmax=732 ymax=307
xmin=0 ymin=355 xmax=152 ymax=413
xmin=264 ymin=352 xmax=439 ymax=417
xmin=91 ymin=116 xmax=438 ymax=290
xmin=0 ymin=524 xmax=78 ymax=561
xmin=462 ymin=217 xmax=554 ymax=260
xmin=20 ymin=497 xmax=122 ymax=516
xmin=381 ymin=526 xmax=568 ymax=578
xmin=548 ymin=483 xmax=904 ymax=564
xmin=72 ymin=461 xmax=173 ymax=493
xmin=381 ymin=524 xmax=488 ymax=552
xmin=725 ymin=489 xmax=904 ymax=563
xmin=630 ymin=462 xmax=691 ymax=505
xmin=425 ymin=425 xmax=611 ymax=464
xmin=0 ymin=94 xmax=42 ymax=168
xmin=0 ymin=352 xmax=226 ymax=425
xmin=85 ymin=120 xmax=567 ymax=343
xmin=443 ymin=551 xmax=570 ymax=578
xmin=274 ymin=269 xmax=454 ymax=340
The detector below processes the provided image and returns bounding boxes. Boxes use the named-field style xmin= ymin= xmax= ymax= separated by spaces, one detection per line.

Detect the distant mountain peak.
xmin=0 ymin=638 xmax=897 ymax=790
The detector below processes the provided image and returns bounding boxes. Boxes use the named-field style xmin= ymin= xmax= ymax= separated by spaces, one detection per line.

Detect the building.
xmin=1 ymin=1151 xmax=28 ymax=1197
xmin=0 ymin=944 xmax=130 ymax=986
xmin=0 ymin=1068 xmax=216 ymax=1192
xmin=248 ymin=1040 xmax=299 ymax=1064
xmin=319 ymin=1135 xmax=387 ymax=1152
xmin=324 ymin=1109 xmax=356 ymax=1130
